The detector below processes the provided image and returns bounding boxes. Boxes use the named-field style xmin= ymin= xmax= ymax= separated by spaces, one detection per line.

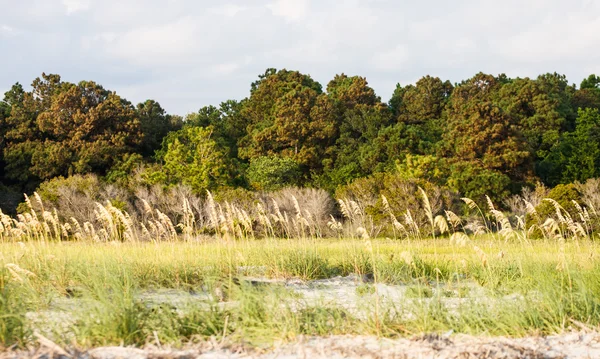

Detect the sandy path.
xmin=2 ymin=332 xmax=599 ymax=359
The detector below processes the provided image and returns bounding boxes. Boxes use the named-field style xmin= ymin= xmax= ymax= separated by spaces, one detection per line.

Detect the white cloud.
xmin=212 ymin=62 xmax=241 ymax=76
xmin=1 ymin=0 xmax=600 ymax=115
xmin=496 ymin=14 xmax=600 ymax=63
xmin=210 ymin=4 xmax=246 ymax=17
xmin=100 ymin=17 xmax=201 ymax=66
xmin=0 ymin=24 xmax=14 ymax=35
xmin=267 ymin=0 xmax=310 ymax=21
xmin=62 ymin=0 xmax=91 ymax=15
xmin=371 ymin=45 xmax=410 ymax=71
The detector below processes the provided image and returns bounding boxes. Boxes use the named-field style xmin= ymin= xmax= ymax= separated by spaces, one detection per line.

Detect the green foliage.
xmin=3 ymin=74 xmax=142 ymax=187
xmin=240 ymin=69 xmax=335 ymax=176
xmin=160 ymin=126 xmax=232 ymax=194
xmin=580 ymin=74 xmax=600 ymax=90
xmin=185 ymin=100 xmax=247 ymax=159
xmin=395 ymin=154 xmax=449 ymax=186
xmin=318 ymin=75 xmax=393 ymax=189
xmin=539 ymin=108 xmax=600 ymax=186
xmin=105 ymin=153 xmax=144 ymax=186
xmin=246 ymin=156 xmax=302 ymax=191
xmin=34 ymin=174 xmax=102 ymax=205
xmin=136 ymin=100 xmax=182 ymax=157
xmin=446 ymin=161 xmax=512 ymax=203
xmin=498 ymin=77 xmax=567 ymax=164
xmin=534 ymin=183 xmax=582 ymax=219
xmin=0 ymin=100 xmax=10 ymax=183
xmin=335 ymin=173 xmax=458 ymax=232
xmin=3 ymin=69 xmax=600 ymax=202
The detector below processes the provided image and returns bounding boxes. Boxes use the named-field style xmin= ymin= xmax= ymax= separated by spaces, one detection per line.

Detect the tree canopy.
xmin=2 ymin=69 xmax=600 ymax=208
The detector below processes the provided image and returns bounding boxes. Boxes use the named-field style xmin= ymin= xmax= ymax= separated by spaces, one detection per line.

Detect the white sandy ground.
xmin=2 ymin=332 xmax=600 ymax=359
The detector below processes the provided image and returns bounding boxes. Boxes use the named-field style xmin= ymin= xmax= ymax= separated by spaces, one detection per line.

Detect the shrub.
xmin=266 ymin=187 xmax=335 ymax=224
xmin=134 ymin=184 xmax=205 ymax=227
xmin=336 ymin=173 xmax=459 ymax=236
xmin=577 ymin=178 xmax=600 ymax=213
xmin=22 ymin=174 xmax=133 ymax=227
xmin=160 ymin=126 xmax=233 ymax=194
xmin=504 ymin=182 xmax=549 ymax=217
xmin=246 ymin=156 xmax=302 ymax=191
xmin=105 ymin=153 xmax=144 ymax=186
xmin=446 ymin=162 xmax=512 ymax=204
xmin=534 ymin=183 xmax=582 ymax=220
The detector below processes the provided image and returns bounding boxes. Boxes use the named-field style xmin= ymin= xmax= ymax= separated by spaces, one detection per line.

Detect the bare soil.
xmin=2 ymin=332 xmax=600 ymax=359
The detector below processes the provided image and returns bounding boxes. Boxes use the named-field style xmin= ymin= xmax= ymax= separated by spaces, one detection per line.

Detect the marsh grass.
xmin=0 ymin=238 xmax=598 ymax=348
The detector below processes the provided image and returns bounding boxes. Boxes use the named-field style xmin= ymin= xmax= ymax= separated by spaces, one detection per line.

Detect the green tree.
xmin=3 ymin=74 xmax=143 ymax=186
xmin=574 ymin=74 xmax=600 ymax=110
xmin=185 ymin=100 xmax=248 ymax=158
xmin=383 ymin=76 xmax=453 ymax=170
xmin=160 ymin=126 xmax=231 ymax=194
xmin=239 ymin=69 xmax=335 ymax=180
xmin=580 ymin=74 xmax=600 ymax=90
xmin=539 ymin=108 xmax=600 ymax=185
xmin=136 ymin=100 xmax=182 ymax=157
xmin=442 ymin=73 xmax=530 ymax=199
xmin=3 ymin=81 xmax=45 ymax=186
xmin=497 ymin=78 xmax=564 ymax=165
xmin=0 ymin=99 xmax=9 ymax=183
xmin=395 ymin=76 xmax=453 ymax=126
xmin=317 ymin=74 xmax=392 ymax=189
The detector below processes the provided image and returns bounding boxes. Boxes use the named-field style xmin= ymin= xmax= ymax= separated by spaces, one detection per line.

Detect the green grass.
xmin=0 ymin=237 xmax=599 ymax=348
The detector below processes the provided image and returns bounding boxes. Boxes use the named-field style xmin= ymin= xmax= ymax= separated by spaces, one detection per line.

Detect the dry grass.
xmin=3 ymin=181 xmax=600 ymax=243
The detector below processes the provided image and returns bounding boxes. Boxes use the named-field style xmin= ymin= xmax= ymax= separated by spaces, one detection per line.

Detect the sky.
xmin=1 ymin=0 xmax=600 ymax=116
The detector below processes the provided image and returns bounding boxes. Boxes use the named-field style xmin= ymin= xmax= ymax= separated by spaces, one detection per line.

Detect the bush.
xmin=22 ymin=174 xmax=132 ymax=227
xmin=336 ymin=173 xmax=459 ymax=235
xmin=265 ymin=187 xmax=335 ymax=224
xmin=503 ymin=183 xmax=549 ymax=217
xmin=577 ymin=178 xmax=600 ymax=213
xmin=246 ymin=156 xmax=302 ymax=191
xmin=534 ymin=183 xmax=582 ymax=220
xmin=212 ymin=187 xmax=258 ymax=218
xmin=446 ymin=162 xmax=512 ymax=204
xmin=134 ymin=184 xmax=205 ymax=227
xmin=105 ymin=153 xmax=144 ymax=186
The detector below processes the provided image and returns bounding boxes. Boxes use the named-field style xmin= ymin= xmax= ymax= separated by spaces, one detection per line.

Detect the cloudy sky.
xmin=1 ymin=0 xmax=599 ymax=115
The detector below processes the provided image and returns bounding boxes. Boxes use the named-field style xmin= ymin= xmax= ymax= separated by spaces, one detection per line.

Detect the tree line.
xmin=1 ymin=70 xmax=600 ymax=210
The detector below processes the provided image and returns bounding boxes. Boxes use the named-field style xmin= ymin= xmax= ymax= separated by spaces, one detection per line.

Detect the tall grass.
xmin=1 ymin=185 xmax=600 ymax=348
xmin=0 ymin=239 xmax=598 ymax=348
xmin=3 ymin=182 xmax=600 ymax=244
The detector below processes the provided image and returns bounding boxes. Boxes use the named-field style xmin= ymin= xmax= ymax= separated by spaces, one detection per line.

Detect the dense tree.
xmin=0 ymin=98 xmax=10 ymax=182
xmin=539 ymin=108 xmax=600 ymax=185
xmin=317 ymin=74 xmax=393 ymax=188
xmin=136 ymin=100 xmax=182 ymax=157
xmin=498 ymin=78 xmax=566 ymax=166
xmin=3 ymin=80 xmax=48 ymax=186
xmin=385 ymin=76 xmax=454 ymax=177
xmin=580 ymin=74 xmax=600 ymax=90
xmin=239 ymin=69 xmax=335 ymax=179
xmin=574 ymin=74 xmax=600 ymax=110
xmin=395 ymin=76 xmax=453 ymax=126
xmin=3 ymin=74 xmax=142 ymax=187
xmin=159 ymin=126 xmax=231 ymax=194
xmin=186 ymin=100 xmax=248 ymax=158
xmin=2 ymin=69 xmax=600 ymax=208
xmin=443 ymin=73 xmax=531 ymax=200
